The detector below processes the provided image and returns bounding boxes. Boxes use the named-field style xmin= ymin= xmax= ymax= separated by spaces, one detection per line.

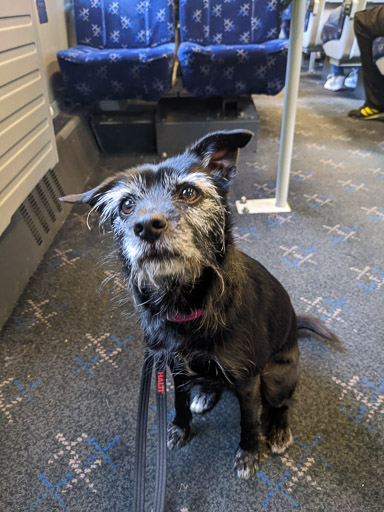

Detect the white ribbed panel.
xmin=0 ymin=0 xmax=58 ymax=235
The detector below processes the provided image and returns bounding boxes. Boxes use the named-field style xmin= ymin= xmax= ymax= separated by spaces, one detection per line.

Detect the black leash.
xmin=133 ymin=351 xmax=167 ymax=512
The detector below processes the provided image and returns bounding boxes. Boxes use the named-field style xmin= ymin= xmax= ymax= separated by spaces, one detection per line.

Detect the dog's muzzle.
xmin=133 ymin=213 xmax=169 ymax=243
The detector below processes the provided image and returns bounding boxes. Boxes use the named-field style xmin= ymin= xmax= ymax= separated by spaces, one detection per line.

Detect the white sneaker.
xmin=324 ymin=75 xmax=345 ymax=91
xmin=344 ymin=69 xmax=358 ymax=89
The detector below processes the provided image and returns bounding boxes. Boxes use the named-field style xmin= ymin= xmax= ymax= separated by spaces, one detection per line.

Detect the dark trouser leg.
xmin=354 ymin=6 xmax=384 ymax=110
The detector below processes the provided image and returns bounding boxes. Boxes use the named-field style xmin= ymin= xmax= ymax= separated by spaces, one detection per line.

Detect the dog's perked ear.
xmin=59 ymin=175 xmax=119 ymax=208
xmin=188 ymin=129 xmax=253 ymax=189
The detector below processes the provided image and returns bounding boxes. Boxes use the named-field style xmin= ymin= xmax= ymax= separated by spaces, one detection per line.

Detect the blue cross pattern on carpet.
xmin=349 ymin=265 xmax=384 ymax=296
xmin=253 ymin=182 xmax=276 ymax=197
xmin=332 ymin=375 xmax=384 ymax=434
xmin=257 ymin=435 xmax=330 ymax=509
xmin=69 ymin=333 xmax=134 ymax=378
xmin=322 ymin=224 xmax=359 ymax=245
xmin=29 ymin=433 xmax=120 ymax=510
xmin=337 ymin=179 xmax=368 ymax=194
xmin=361 ymin=205 xmax=384 ymax=224
xmin=290 ymin=169 xmax=315 ymax=182
xmin=280 ymin=245 xmax=318 ymax=270
xmin=97 ymin=270 xmax=127 ymax=297
xmin=11 ymin=299 xmax=71 ymax=333
xmin=368 ymin=167 xmax=384 ymax=179
xmin=319 ymin=158 xmax=345 ymax=169
xmin=233 ymin=226 xmax=259 ymax=242
xmin=303 ymin=193 xmax=334 ymax=209
xmin=45 ymin=248 xmax=90 ymax=272
xmin=299 ymin=295 xmax=352 ymax=325
xmin=0 ymin=378 xmax=40 ymax=424
xmin=267 ymin=212 xmax=295 ymax=227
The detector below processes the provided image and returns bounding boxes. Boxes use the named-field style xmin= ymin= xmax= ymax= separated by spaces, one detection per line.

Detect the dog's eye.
xmin=120 ymin=198 xmax=135 ymax=216
xmin=180 ymin=186 xmax=199 ymax=202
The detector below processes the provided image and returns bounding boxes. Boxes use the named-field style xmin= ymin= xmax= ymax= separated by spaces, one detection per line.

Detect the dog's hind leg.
xmin=261 ymin=343 xmax=299 ymax=455
xmin=190 ymin=387 xmax=222 ymax=414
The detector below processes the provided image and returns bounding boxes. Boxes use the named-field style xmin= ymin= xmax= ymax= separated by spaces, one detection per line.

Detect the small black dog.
xmin=61 ymin=130 xmax=338 ymax=479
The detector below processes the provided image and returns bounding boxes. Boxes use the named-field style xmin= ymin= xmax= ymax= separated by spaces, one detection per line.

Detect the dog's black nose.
xmin=133 ymin=214 xmax=168 ymax=242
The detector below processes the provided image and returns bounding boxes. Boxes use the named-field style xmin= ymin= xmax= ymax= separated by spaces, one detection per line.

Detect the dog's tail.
xmin=297 ymin=313 xmax=344 ymax=350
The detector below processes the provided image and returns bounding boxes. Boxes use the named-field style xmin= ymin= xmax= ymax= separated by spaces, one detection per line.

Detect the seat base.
xmin=178 ymin=41 xmax=288 ymax=98
xmin=57 ymin=44 xmax=176 ymax=103
xmin=155 ymin=96 xmax=259 ymax=157
xmin=89 ymin=107 xmax=157 ymax=153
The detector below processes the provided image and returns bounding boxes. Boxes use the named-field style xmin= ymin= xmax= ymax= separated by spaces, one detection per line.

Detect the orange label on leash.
xmin=157 ymin=371 xmax=165 ymax=394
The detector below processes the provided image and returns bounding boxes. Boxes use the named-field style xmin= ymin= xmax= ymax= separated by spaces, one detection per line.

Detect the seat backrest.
xmin=104 ymin=0 xmax=175 ymax=48
xmin=373 ymin=36 xmax=384 ymax=61
xmin=179 ymin=0 xmax=282 ymax=45
xmin=302 ymin=0 xmax=342 ymax=51
xmin=373 ymin=36 xmax=384 ymax=74
xmin=322 ymin=1 xmax=384 ymax=62
xmin=73 ymin=0 xmax=106 ymax=48
xmin=73 ymin=0 xmax=175 ymax=49
xmin=321 ymin=5 xmax=345 ymax=45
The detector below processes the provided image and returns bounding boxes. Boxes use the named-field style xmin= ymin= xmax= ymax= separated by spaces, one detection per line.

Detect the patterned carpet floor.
xmin=1 ymin=70 xmax=384 ymax=512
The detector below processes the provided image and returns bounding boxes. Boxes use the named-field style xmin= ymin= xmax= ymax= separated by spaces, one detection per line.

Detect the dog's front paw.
xmin=234 ymin=448 xmax=259 ymax=480
xmin=190 ymin=391 xmax=220 ymax=414
xmin=167 ymin=423 xmax=193 ymax=450
xmin=267 ymin=426 xmax=293 ymax=454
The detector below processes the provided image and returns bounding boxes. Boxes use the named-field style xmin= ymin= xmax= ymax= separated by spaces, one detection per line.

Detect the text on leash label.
xmin=157 ymin=371 xmax=165 ymax=394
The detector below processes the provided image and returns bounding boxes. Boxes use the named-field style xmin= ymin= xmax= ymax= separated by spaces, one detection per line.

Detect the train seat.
xmin=322 ymin=1 xmax=384 ymax=65
xmin=282 ymin=0 xmax=346 ymax=54
xmin=177 ymin=0 xmax=289 ymax=98
xmin=57 ymin=0 xmax=176 ymax=103
xmin=321 ymin=4 xmax=350 ymax=60
xmin=302 ymin=0 xmax=344 ymax=53
xmin=373 ymin=36 xmax=384 ymax=74
xmin=281 ymin=3 xmax=293 ymax=38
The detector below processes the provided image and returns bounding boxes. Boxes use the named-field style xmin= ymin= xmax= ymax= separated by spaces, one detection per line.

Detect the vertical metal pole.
xmin=275 ymin=0 xmax=307 ymax=208
xmin=309 ymin=51 xmax=316 ymax=72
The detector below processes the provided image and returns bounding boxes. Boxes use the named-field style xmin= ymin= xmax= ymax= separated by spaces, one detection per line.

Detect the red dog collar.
xmin=166 ymin=309 xmax=205 ymax=322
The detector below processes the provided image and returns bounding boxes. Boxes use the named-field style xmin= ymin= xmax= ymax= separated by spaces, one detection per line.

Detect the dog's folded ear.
xmin=59 ymin=175 xmax=119 ymax=208
xmin=189 ymin=129 xmax=253 ymax=189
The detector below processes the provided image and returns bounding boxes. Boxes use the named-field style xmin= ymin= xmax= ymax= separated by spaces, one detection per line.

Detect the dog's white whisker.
xmin=86 ymin=209 xmax=94 ymax=230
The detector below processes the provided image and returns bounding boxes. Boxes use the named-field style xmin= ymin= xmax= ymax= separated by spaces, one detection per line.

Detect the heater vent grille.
xmin=19 ymin=204 xmax=43 ymax=246
xmin=19 ymin=171 xmax=66 ymax=246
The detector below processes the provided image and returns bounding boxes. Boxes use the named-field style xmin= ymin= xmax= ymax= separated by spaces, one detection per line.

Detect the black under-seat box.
xmin=89 ymin=108 xmax=157 ymax=154
xmin=156 ymin=96 xmax=259 ymax=156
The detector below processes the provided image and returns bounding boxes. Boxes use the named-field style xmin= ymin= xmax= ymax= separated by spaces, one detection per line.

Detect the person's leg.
xmin=344 ymin=66 xmax=359 ymax=89
xmin=324 ymin=64 xmax=345 ymax=91
xmin=353 ymin=6 xmax=384 ymax=110
xmin=331 ymin=64 xmax=344 ymax=76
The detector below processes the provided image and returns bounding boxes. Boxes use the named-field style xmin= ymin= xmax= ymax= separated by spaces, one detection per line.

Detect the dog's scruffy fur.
xmin=62 ymin=130 xmax=339 ymax=479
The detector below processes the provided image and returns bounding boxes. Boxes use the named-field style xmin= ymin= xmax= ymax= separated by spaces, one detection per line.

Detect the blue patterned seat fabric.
xmin=281 ymin=3 xmax=292 ymax=38
xmin=57 ymin=44 xmax=176 ymax=103
xmin=281 ymin=4 xmax=311 ymax=39
xmin=73 ymin=0 xmax=106 ymax=48
xmin=177 ymin=0 xmax=289 ymax=98
xmin=57 ymin=0 xmax=176 ymax=103
xmin=320 ymin=6 xmax=345 ymax=45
